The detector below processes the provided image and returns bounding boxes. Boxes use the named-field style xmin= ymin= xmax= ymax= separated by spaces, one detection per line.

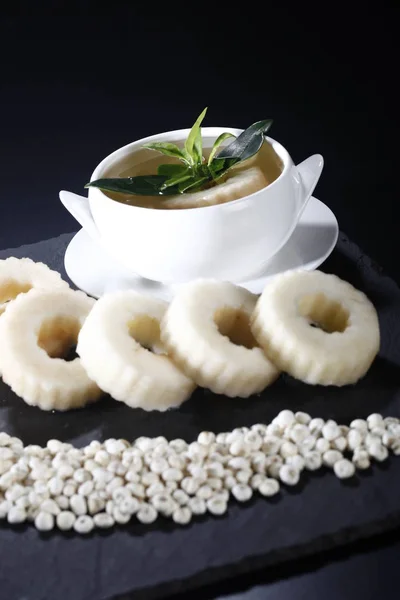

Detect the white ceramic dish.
xmin=64 ymin=196 xmax=338 ymax=301
xmin=60 ymin=127 xmax=323 ymax=283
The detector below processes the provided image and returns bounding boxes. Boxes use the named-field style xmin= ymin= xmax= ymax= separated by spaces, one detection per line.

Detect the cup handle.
xmin=295 ymin=154 xmax=324 ymax=219
xmin=59 ymin=191 xmax=101 ymax=241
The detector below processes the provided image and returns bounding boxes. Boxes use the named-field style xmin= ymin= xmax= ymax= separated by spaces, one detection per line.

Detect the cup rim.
xmin=89 ymin=127 xmax=291 ymax=213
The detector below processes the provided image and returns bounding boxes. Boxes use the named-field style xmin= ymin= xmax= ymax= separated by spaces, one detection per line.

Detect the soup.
xmin=101 ymin=139 xmax=284 ymax=210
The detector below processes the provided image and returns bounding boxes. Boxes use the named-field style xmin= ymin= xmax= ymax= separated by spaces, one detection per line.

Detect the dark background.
xmin=0 ymin=8 xmax=398 ymax=600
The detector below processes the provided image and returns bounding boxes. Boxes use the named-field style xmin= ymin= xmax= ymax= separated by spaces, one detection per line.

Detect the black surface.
xmin=0 ymin=231 xmax=400 ymax=600
xmin=167 ymin=528 xmax=400 ymax=600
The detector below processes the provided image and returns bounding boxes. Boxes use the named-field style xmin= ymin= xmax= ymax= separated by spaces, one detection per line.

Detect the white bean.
xmin=113 ymin=507 xmax=131 ymax=524
xmin=47 ymin=439 xmax=64 ymax=454
xmin=367 ymin=413 xmax=383 ymax=430
xmin=384 ymin=417 xmax=399 ymax=427
xmin=162 ymin=468 xmax=183 ymax=482
xmin=187 ymin=465 xmax=207 ymax=481
xmin=308 ymin=418 xmax=325 ymax=433
xmin=229 ymin=440 xmax=247 ymax=457
xmin=94 ymin=450 xmax=110 ymax=467
xmin=382 ymin=432 xmax=396 ymax=448
xmin=286 ymin=455 xmax=305 ymax=471
xmin=206 ymin=496 xmax=227 ymax=515
xmin=279 ymin=465 xmax=300 ymax=486
xmin=352 ymin=449 xmax=370 ymax=470
xmin=57 ymin=465 xmax=74 ymax=479
xmin=267 ymin=456 xmax=284 ymax=479
xmin=261 ymin=437 xmax=282 ymax=456
xmin=169 ymin=439 xmax=188 ymax=453
xmin=172 ymin=506 xmax=191 ymax=525
xmin=69 ymin=494 xmax=87 ymax=516
xmin=7 ymin=506 xmax=26 ymax=524
xmin=289 ymin=424 xmax=310 ymax=444
xmin=298 ymin=436 xmax=316 ymax=455
xmin=127 ymin=483 xmax=145 ymax=499
xmin=280 ymin=441 xmax=298 ymax=458
xmin=87 ymin=494 xmax=105 ymax=515
xmin=348 ymin=429 xmax=363 ymax=450
xmin=315 ymin=438 xmax=330 ymax=453
xmin=243 ymin=431 xmax=262 ymax=450
xmin=207 ymin=477 xmax=222 ymax=491
xmin=168 ymin=454 xmax=186 ymax=470
xmin=197 ymin=431 xmax=215 ymax=446
xmin=323 ymin=450 xmax=343 ymax=467
xmin=94 ymin=513 xmax=114 ymax=528
xmin=78 ymin=481 xmax=94 ymax=497
xmin=231 ymin=483 xmax=252 ymax=502
xmin=136 ymin=504 xmax=158 ymax=524
xmin=73 ymin=468 xmax=91 ymax=484
xmin=334 ymin=459 xmax=356 ymax=479
xmin=151 ymin=493 xmax=174 ymax=514
xmin=187 ymin=442 xmax=208 ymax=461
xmin=56 ymin=511 xmax=76 ymax=530
xmin=224 ymin=475 xmax=237 ymax=490
xmin=205 ymin=462 xmax=224 ymax=478
xmin=106 ymin=477 xmax=125 ymax=494
xmin=303 ymin=451 xmax=322 ymax=471
xmin=48 ymin=477 xmax=64 ymax=496
xmin=35 ymin=511 xmax=54 ymax=532
xmin=365 ymin=433 xmax=381 ymax=447
xmin=146 ymin=482 xmax=165 ymax=498
xmin=119 ymin=496 xmax=140 ymax=515
xmin=295 ymin=412 xmax=311 ymax=425
xmin=259 ymin=478 xmax=280 ymax=497
xmin=150 ymin=457 xmax=168 ymax=474
xmin=350 ymin=419 xmax=368 ymax=432
xmin=250 ymin=473 xmax=265 ymax=490
xmin=251 ymin=453 xmax=268 ymax=473
xmin=181 ymin=477 xmax=200 ymax=495
xmin=40 ymin=499 xmax=60 ymax=515
xmin=332 ymin=436 xmax=347 ymax=452
xmin=273 ymin=410 xmax=295 ymax=428
xmin=73 ymin=515 xmax=94 ymax=534
xmin=5 ymin=484 xmax=26 ymax=503
xmin=189 ymin=496 xmax=207 ymax=515
xmin=368 ymin=441 xmax=388 ymax=462
xmin=142 ymin=472 xmax=160 ymax=487
xmin=197 ymin=485 xmax=213 ymax=500
xmin=266 ymin=423 xmax=283 ymax=437
xmin=172 ymin=489 xmax=189 ymax=506
xmin=125 ymin=470 xmax=140 ymax=483
xmin=0 ymin=500 xmax=11 ymax=518
xmin=322 ymin=422 xmax=341 ymax=441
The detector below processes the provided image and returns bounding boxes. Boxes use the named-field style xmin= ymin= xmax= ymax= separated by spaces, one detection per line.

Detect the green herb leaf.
xmin=85 ymin=175 xmax=180 ymax=196
xmin=215 ymin=119 xmax=273 ymax=163
xmin=142 ymin=142 xmax=188 ymax=163
xmin=157 ymin=163 xmax=188 ymax=177
xmin=208 ymin=157 xmax=239 ymax=180
xmin=207 ymin=132 xmax=236 ymax=166
xmin=161 ymin=167 xmax=193 ymax=190
xmin=184 ymin=107 xmax=207 ymax=165
xmin=179 ymin=176 xmax=209 ymax=193
xmin=85 ymin=112 xmax=274 ymax=200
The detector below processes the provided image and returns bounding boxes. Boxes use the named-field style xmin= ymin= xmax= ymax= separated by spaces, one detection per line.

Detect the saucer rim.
xmin=64 ymin=195 xmax=339 ymax=299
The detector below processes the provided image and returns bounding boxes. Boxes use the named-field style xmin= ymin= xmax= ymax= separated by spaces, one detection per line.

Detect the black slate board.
xmin=1 ymin=232 xmax=400 ymax=600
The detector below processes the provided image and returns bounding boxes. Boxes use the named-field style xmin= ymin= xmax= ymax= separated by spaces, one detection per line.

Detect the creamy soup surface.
xmin=102 ymin=139 xmax=284 ymax=209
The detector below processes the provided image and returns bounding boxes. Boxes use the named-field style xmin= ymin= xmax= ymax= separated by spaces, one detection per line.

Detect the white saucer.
xmin=64 ymin=196 xmax=338 ymax=301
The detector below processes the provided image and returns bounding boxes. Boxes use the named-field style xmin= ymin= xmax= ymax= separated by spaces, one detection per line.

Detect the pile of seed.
xmin=0 ymin=410 xmax=399 ymax=534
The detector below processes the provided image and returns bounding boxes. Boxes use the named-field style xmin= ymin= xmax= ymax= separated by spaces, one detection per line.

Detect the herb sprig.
xmin=85 ymin=108 xmax=273 ymax=196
